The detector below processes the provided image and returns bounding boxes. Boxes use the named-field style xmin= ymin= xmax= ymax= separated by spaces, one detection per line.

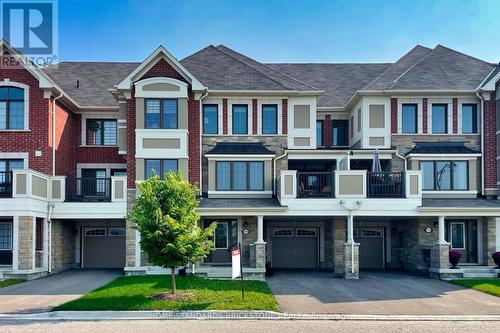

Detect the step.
xmin=463 ymin=272 xmax=498 ymax=278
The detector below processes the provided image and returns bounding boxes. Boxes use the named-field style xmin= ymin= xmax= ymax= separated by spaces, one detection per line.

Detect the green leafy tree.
xmin=127 ymin=171 xmax=216 ymax=294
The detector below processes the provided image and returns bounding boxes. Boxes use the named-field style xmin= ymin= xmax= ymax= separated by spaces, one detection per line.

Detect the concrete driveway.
xmin=0 ymin=269 xmax=120 ymax=314
xmin=267 ymin=271 xmax=500 ymax=315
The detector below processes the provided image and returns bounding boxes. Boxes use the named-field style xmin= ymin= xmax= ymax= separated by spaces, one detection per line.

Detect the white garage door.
xmin=354 ymin=228 xmax=384 ymax=270
xmin=82 ymin=227 xmax=126 ymax=268
xmin=271 ymin=228 xmax=318 ymax=269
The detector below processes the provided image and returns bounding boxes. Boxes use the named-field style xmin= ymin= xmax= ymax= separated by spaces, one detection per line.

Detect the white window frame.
xmin=0 ymin=80 xmax=30 ymax=131
xmin=450 ymin=222 xmax=466 ymax=250
xmin=81 ymin=113 xmax=119 ymax=147
xmin=428 ymin=99 xmax=453 ymax=135
xmin=228 ymin=99 xmax=252 ymax=135
xmin=397 ymin=98 xmax=423 ymax=134
xmin=458 ymin=100 xmax=481 ymax=135
xmin=257 ymin=99 xmax=282 ymax=135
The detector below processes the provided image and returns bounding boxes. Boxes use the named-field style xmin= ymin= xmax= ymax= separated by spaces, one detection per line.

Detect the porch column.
xmin=257 ymin=215 xmax=265 ymax=244
xmin=431 ymin=216 xmax=450 ymax=274
xmin=343 ymin=215 xmax=359 ymax=280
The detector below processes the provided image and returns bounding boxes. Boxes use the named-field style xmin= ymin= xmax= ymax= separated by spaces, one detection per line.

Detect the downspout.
xmin=395 ymin=151 xmax=407 ymax=170
xmin=198 ymin=90 xmax=208 ymax=196
xmin=52 ymin=93 xmax=63 ymax=176
xmin=476 ymin=91 xmax=485 ymax=196
xmin=273 ymin=151 xmax=288 ymax=195
xmin=47 ymin=203 xmax=55 ymax=273
xmin=340 ymin=200 xmax=362 ymax=276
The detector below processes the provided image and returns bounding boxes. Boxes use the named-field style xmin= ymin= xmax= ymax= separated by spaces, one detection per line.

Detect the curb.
xmin=1 ymin=311 xmax=500 ymax=321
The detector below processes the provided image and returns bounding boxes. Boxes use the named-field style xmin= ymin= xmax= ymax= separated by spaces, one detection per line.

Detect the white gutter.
xmin=198 ymin=90 xmax=208 ymax=196
xmin=51 ymin=93 xmax=63 ymax=176
xmin=273 ymin=151 xmax=288 ymax=195
xmin=395 ymin=151 xmax=407 ymax=170
xmin=476 ymin=91 xmax=485 ymax=196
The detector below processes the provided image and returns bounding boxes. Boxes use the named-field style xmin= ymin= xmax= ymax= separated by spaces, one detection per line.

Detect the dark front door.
xmin=447 ymin=220 xmax=478 ymax=263
xmin=0 ymin=221 xmax=13 ymax=265
xmin=204 ymin=220 xmax=238 ymax=264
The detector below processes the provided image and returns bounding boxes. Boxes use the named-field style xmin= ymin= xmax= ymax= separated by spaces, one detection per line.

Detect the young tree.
xmin=127 ymin=171 xmax=216 ymax=294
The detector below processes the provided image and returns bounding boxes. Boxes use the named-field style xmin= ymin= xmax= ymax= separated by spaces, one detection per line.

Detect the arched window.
xmin=0 ymin=86 xmax=25 ymax=129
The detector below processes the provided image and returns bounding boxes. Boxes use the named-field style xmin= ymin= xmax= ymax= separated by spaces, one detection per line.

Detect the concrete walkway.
xmin=0 ymin=269 xmax=120 ymax=314
xmin=267 ymin=271 xmax=500 ymax=315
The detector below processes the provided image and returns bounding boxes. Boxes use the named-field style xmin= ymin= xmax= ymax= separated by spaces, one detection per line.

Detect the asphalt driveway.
xmin=267 ymin=271 xmax=500 ymax=315
xmin=0 ymin=269 xmax=120 ymax=314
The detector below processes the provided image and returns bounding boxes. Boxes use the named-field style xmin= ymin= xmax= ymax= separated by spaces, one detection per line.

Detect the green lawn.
xmin=451 ymin=279 xmax=500 ymax=297
xmin=54 ymin=275 xmax=279 ymax=311
xmin=0 ymin=278 xmax=25 ymax=288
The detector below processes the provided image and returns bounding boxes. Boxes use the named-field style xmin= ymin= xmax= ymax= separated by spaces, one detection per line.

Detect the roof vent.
xmin=76 ymin=80 xmax=80 ymax=89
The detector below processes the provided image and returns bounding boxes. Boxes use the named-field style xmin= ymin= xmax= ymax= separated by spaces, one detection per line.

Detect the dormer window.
xmin=145 ymin=98 xmax=178 ymax=129
xmin=0 ymin=86 xmax=24 ymax=130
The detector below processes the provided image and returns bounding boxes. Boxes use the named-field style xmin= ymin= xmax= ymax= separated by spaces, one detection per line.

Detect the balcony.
xmin=297 ymin=172 xmax=335 ymax=198
xmin=0 ymin=171 xmax=13 ymax=198
xmin=65 ymin=177 xmax=111 ymax=202
xmin=367 ymin=172 xmax=405 ymax=198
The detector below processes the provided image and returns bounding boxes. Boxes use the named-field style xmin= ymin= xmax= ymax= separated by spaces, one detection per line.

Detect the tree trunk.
xmin=171 ymin=267 xmax=176 ymax=295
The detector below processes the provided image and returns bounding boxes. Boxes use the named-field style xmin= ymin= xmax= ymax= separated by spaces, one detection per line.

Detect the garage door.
xmin=354 ymin=228 xmax=384 ymax=270
xmin=271 ymin=228 xmax=318 ymax=269
xmin=82 ymin=227 xmax=126 ymax=268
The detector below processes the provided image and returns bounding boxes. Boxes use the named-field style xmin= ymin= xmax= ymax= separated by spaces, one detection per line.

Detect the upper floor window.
xmin=86 ymin=119 xmax=117 ymax=145
xmin=333 ymin=120 xmax=348 ymax=146
xmin=462 ymin=104 xmax=478 ymax=134
xmin=262 ymin=104 xmax=277 ymax=134
xmin=0 ymin=86 xmax=24 ymax=130
xmin=421 ymin=160 xmax=468 ymax=191
xmin=203 ymin=104 xmax=218 ymax=134
xmin=316 ymin=120 xmax=323 ymax=146
xmin=402 ymin=104 xmax=418 ymax=133
xmin=232 ymin=104 xmax=248 ymax=134
xmin=145 ymin=159 xmax=178 ymax=179
xmin=432 ymin=104 xmax=448 ymax=134
xmin=145 ymin=98 xmax=177 ymax=129
xmin=216 ymin=161 xmax=264 ymax=191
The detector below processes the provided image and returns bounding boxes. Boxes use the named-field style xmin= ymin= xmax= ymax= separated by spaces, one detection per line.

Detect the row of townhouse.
xmin=0 ymin=40 xmax=500 ymax=281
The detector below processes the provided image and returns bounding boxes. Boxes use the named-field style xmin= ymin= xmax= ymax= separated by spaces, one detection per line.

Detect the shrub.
xmin=449 ymin=250 xmax=462 ymax=268
xmin=492 ymin=252 xmax=500 ymax=268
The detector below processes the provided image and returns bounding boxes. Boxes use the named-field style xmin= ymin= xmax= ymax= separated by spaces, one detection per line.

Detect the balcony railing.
xmin=297 ymin=172 xmax=334 ymax=198
xmin=65 ymin=177 xmax=111 ymax=202
xmin=0 ymin=171 xmax=13 ymax=198
xmin=367 ymin=172 xmax=405 ymax=198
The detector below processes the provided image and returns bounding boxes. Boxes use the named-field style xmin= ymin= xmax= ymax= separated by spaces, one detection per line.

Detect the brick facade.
xmin=391 ymin=98 xmax=397 ymax=133
xmin=483 ymin=92 xmax=497 ymax=194
xmin=0 ymin=66 xmax=51 ymax=174
xmin=452 ymin=98 xmax=458 ymax=134
xmin=187 ymin=91 xmax=200 ymax=185
xmin=422 ymin=98 xmax=428 ymax=133
xmin=323 ymin=115 xmax=332 ymax=148
xmin=126 ymin=95 xmax=137 ymax=188
xmin=252 ymin=99 xmax=258 ymax=134
xmin=222 ymin=98 xmax=228 ymax=134
xmin=282 ymin=99 xmax=288 ymax=134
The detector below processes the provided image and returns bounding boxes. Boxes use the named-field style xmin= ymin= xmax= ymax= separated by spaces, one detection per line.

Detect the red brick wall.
xmin=126 ymin=94 xmax=136 ymax=188
xmin=252 ymin=99 xmax=258 ymax=134
xmin=422 ymin=98 xmax=428 ymax=133
xmin=0 ymin=66 xmax=51 ymax=174
xmin=483 ymin=92 xmax=497 ymax=192
xmin=452 ymin=98 xmax=458 ymax=134
xmin=187 ymin=91 xmax=200 ymax=185
xmin=54 ymin=101 xmax=76 ymax=177
xmin=391 ymin=98 xmax=397 ymax=134
xmin=282 ymin=99 xmax=288 ymax=134
xmin=222 ymin=98 xmax=228 ymax=134
xmin=323 ymin=115 xmax=332 ymax=148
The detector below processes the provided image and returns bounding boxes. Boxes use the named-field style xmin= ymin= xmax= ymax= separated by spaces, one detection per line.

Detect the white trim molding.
xmin=134 ymin=77 xmax=188 ymax=99
xmin=0 ymin=80 xmax=30 ymax=130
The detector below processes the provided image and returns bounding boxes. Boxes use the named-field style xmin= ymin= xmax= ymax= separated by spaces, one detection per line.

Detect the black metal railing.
xmin=297 ymin=172 xmax=335 ymax=198
xmin=65 ymin=177 xmax=111 ymax=202
xmin=0 ymin=171 xmax=13 ymax=198
xmin=367 ymin=172 xmax=405 ymax=198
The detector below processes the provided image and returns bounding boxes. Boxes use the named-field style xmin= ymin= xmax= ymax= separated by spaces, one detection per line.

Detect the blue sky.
xmin=58 ymin=0 xmax=500 ymax=63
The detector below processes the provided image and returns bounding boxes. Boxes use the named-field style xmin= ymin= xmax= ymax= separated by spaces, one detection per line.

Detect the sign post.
xmin=231 ymin=243 xmax=244 ymax=300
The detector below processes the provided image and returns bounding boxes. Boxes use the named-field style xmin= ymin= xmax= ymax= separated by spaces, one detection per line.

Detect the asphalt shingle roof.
xmin=266 ymin=63 xmax=390 ymax=107
xmin=407 ymin=142 xmax=480 ymax=155
xmin=421 ymin=198 xmax=500 ymax=209
xmin=205 ymin=142 xmax=275 ymax=155
xmin=43 ymin=62 xmax=139 ymax=107
xmin=39 ymin=44 xmax=495 ymax=109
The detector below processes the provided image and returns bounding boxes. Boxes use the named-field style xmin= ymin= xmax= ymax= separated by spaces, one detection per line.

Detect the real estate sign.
xmin=231 ymin=247 xmax=241 ymax=279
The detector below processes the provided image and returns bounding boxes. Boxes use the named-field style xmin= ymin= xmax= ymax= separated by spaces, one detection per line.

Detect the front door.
xmin=204 ymin=220 xmax=238 ymax=264
xmin=448 ymin=220 xmax=478 ymax=263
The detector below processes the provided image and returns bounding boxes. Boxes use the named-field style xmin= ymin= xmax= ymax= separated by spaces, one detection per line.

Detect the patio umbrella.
xmin=371 ymin=149 xmax=382 ymax=173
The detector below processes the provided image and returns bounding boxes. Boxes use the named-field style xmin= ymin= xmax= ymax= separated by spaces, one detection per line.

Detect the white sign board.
xmin=231 ymin=248 xmax=241 ymax=279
